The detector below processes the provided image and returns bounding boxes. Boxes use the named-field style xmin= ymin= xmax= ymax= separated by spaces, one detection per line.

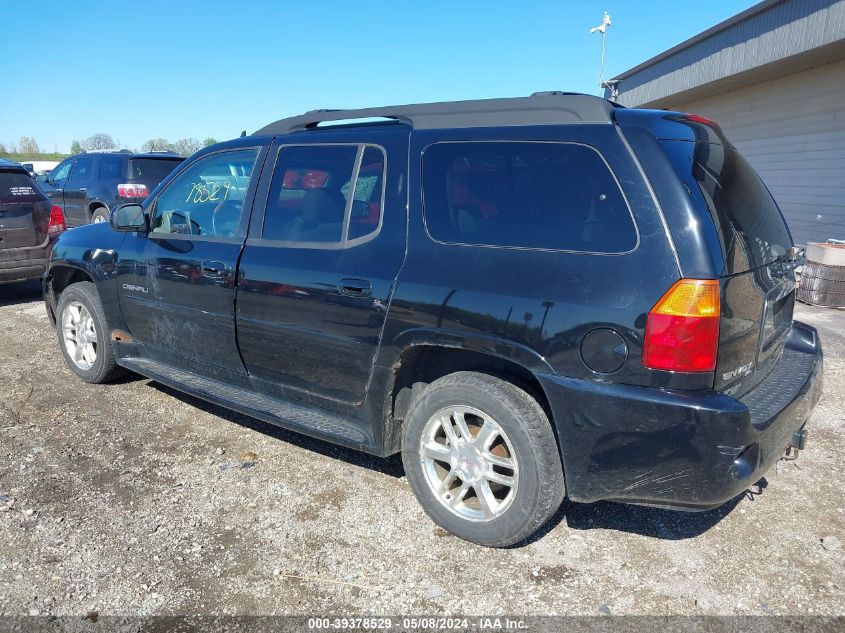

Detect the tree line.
xmin=70 ymin=134 xmax=218 ymax=156
xmin=0 ymin=136 xmax=43 ymax=155
xmin=1 ymin=134 xmax=218 ymax=159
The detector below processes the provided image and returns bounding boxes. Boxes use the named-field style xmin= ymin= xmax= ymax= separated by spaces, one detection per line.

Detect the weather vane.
xmin=590 ymin=11 xmax=614 ymax=97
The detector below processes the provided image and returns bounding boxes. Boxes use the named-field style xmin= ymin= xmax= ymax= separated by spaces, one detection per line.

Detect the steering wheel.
xmin=212 ymin=200 xmax=241 ymax=237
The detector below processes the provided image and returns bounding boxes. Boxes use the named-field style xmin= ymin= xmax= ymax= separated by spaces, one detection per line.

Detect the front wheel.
xmin=402 ymin=371 xmax=565 ymax=547
xmin=56 ymin=281 xmax=125 ymax=383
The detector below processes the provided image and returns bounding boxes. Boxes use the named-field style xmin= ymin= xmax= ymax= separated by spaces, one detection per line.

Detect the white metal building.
xmin=609 ymin=0 xmax=845 ymax=246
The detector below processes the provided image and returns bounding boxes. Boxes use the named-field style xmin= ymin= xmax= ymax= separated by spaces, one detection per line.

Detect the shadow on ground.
xmin=145 ymin=378 xmax=763 ymax=545
xmin=0 ymin=280 xmax=42 ymax=307
xmin=148 ymin=381 xmax=405 ymax=478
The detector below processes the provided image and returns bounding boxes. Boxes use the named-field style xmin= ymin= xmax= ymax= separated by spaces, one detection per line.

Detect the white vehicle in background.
xmin=19 ymin=160 xmax=59 ymax=176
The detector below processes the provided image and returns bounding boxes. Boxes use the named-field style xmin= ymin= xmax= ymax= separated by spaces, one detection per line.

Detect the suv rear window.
xmin=422 ymin=141 xmax=637 ymax=253
xmin=0 ymin=171 xmax=39 ymax=201
xmin=683 ymin=141 xmax=793 ymax=270
xmin=128 ymin=158 xmax=182 ymax=181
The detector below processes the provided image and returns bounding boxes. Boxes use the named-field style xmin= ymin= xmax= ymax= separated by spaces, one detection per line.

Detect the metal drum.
xmin=797 ymin=243 xmax=845 ymax=307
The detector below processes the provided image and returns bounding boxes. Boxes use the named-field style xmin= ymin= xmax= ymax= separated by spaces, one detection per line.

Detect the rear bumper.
xmin=0 ymin=253 xmax=50 ymax=284
xmin=540 ymin=321 xmax=823 ymax=510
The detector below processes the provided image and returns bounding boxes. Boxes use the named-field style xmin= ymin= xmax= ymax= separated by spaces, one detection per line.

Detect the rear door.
xmin=117 ymin=145 xmax=266 ymax=374
xmin=0 ymin=168 xmax=50 ymax=251
xmin=660 ymin=138 xmax=795 ymax=397
xmin=236 ymin=129 xmax=408 ymax=405
xmin=62 ymin=155 xmax=94 ymax=226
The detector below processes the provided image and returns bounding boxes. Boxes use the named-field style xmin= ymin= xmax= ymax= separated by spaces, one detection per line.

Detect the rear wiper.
xmin=770 ymin=247 xmax=804 ymax=278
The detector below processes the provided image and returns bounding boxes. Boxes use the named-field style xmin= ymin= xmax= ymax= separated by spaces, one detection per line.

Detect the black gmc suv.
xmin=38 ymin=150 xmax=183 ymax=226
xmin=43 ymin=93 xmax=823 ymax=546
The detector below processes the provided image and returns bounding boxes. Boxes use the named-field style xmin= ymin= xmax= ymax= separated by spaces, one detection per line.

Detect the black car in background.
xmin=37 ymin=151 xmax=184 ymax=226
xmin=0 ymin=158 xmax=65 ymax=284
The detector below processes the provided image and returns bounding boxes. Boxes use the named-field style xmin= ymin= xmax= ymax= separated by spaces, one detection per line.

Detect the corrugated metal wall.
xmin=613 ymin=0 xmax=845 ymax=108
xmin=672 ymin=58 xmax=845 ymax=246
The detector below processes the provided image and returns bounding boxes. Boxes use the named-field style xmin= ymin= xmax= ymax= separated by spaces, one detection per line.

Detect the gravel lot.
xmin=0 ymin=279 xmax=842 ymax=618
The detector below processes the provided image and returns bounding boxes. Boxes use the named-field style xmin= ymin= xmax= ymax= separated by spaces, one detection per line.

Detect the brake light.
xmin=47 ymin=205 xmax=66 ymax=236
xmin=118 ymin=183 xmax=149 ymax=198
xmin=642 ymin=279 xmax=720 ymax=372
xmin=684 ymin=113 xmax=718 ymax=127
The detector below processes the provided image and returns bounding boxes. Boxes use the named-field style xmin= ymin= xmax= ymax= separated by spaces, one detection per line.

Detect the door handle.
xmin=79 ymin=188 xmax=87 ymax=192
xmin=201 ymin=260 xmax=228 ymax=277
xmin=338 ymin=278 xmax=373 ymax=297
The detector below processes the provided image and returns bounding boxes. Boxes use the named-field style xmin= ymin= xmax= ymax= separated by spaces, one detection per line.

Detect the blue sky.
xmin=0 ymin=1 xmax=756 ymax=153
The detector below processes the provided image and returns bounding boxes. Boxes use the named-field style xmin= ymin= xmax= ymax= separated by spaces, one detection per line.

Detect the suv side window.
xmin=346 ymin=146 xmax=385 ymax=241
xmin=262 ymin=144 xmax=385 ymax=245
xmin=67 ymin=156 xmax=94 ymax=184
xmin=49 ymin=159 xmax=73 ymax=186
xmin=150 ymin=149 xmax=259 ymax=238
xmin=99 ymin=155 xmax=123 ymax=179
xmin=422 ymin=141 xmax=637 ymax=254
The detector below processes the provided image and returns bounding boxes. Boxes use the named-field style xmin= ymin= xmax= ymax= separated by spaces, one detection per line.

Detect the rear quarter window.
xmin=422 ymin=141 xmax=637 ymax=253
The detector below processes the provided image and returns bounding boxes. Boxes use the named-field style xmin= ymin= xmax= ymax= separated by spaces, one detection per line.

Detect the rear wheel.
xmin=402 ymin=371 xmax=564 ymax=547
xmin=56 ymin=282 xmax=125 ymax=383
xmin=90 ymin=207 xmax=109 ymax=223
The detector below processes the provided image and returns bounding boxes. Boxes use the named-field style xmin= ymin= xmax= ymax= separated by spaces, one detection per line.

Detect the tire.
xmin=56 ymin=281 xmax=125 ymax=383
xmin=90 ymin=207 xmax=110 ymax=224
xmin=402 ymin=371 xmax=565 ymax=547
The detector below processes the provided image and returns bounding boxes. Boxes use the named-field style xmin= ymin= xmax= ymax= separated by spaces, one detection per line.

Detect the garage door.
xmin=672 ymin=57 xmax=845 ymax=247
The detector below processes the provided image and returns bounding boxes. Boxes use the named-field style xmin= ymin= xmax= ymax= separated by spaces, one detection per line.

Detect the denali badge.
xmin=722 ymin=362 xmax=753 ymax=382
xmin=122 ymin=284 xmax=149 ymax=294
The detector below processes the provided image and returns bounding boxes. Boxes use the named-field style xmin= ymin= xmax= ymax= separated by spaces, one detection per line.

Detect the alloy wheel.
xmin=61 ymin=301 xmax=98 ymax=370
xmin=418 ymin=406 xmax=519 ymax=522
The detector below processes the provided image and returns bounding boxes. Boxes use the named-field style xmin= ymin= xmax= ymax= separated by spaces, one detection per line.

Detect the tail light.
xmin=642 ymin=279 xmax=720 ymax=372
xmin=118 ymin=183 xmax=149 ymax=198
xmin=684 ymin=113 xmax=718 ymax=127
xmin=47 ymin=205 xmax=66 ymax=236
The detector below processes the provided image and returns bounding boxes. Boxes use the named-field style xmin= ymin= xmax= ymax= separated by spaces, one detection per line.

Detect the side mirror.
xmin=35 ymin=174 xmax=48 ymax=183
xmin=110 ymin=204 xmax=148 ymax=232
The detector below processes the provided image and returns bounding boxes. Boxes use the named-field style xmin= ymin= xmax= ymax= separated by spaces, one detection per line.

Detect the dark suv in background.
xmin=38 ymin=150 xmax=184 ymax=226
xmin=44 ymin=93 xmax=823 ymax=547
xmin=1 ymin=159 xmax=65 ymax=284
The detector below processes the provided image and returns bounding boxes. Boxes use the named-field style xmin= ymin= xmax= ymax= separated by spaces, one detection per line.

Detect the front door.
xmin=62 ymin=155 xmax=94 ymax=226
xmin=40 ymin=158 xmax=73 ymax=213
xmin=118 ymin=146 xmax=265 ymax=374
xmin=236 ymin=132 xmax=408 ymax=405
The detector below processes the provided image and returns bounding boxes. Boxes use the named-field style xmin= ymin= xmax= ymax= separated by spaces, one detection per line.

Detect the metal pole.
xmin=599 ymin=30 xmax=606 ymax=95
xmin=591 ymin=11 xmax=612 ymax=96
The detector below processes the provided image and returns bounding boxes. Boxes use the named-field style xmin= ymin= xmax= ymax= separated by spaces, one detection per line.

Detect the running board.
xmin=119 ymin=357 xmax=372 ymax=449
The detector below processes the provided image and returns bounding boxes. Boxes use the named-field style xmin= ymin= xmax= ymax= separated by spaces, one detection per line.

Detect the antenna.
xmin=590 ymin=10 xmax=612 ymax=96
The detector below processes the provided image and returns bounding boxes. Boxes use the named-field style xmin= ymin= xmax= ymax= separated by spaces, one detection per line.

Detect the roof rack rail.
xmin=254 ymin=92 xmax=616 ymax=136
